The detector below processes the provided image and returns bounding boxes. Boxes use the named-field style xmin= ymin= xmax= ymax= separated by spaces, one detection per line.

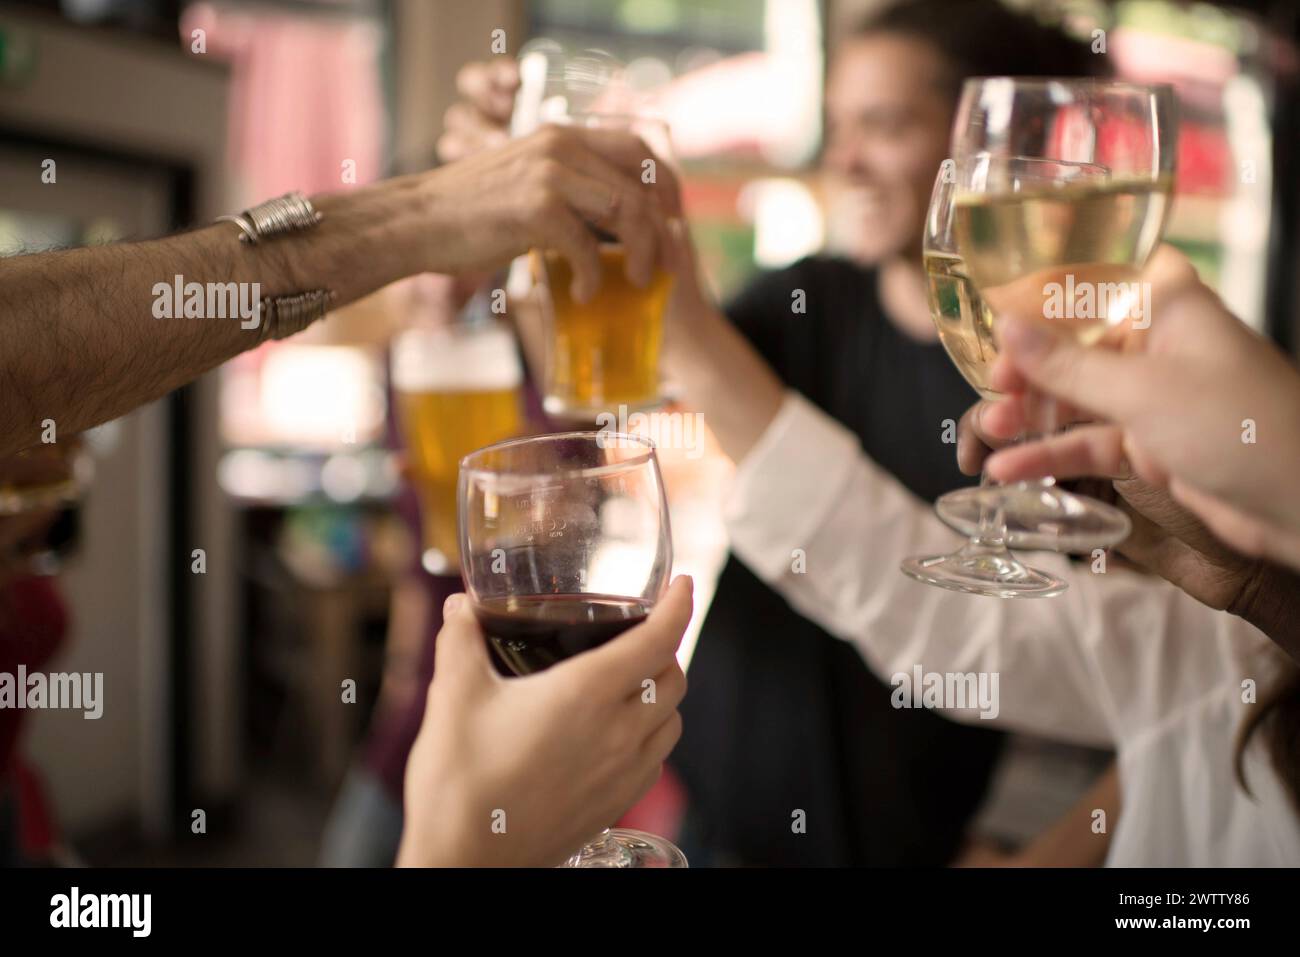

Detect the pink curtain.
xmin=182 ymin=2 xmax=385 ymax=204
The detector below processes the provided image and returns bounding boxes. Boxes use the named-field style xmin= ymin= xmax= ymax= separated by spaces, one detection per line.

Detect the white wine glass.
xmin=938 ymin=78 xmax=1177 ymax=552
xmin=901 ymin=164 xmax=1067 ymax=598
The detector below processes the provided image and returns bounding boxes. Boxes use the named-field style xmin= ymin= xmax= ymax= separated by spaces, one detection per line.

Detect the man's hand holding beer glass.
xmin=425 ymin=123 xmax=680 ymax=304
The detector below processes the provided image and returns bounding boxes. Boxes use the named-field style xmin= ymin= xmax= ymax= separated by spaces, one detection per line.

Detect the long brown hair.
xmin=1236 ymin=663 xmax=1300 ymax=813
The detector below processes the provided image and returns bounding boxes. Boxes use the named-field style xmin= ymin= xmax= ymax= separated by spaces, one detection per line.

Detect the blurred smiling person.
xmin=442 ymin=0 xmax=1121 ymax=867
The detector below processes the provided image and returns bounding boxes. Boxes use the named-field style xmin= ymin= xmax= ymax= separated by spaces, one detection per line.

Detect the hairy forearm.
xmin=662 ymin=303 xmax=784 ymax=464
xmin=0 ymin=176 xmax=431 ymax=456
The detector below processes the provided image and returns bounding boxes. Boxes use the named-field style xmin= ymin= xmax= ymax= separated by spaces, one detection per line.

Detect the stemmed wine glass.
xmin=901 ymin=163 xmax=1067 ymax=597
xmin=458 ymin=431 xmax=686 ymax=868
xmin=933 ymin=77 xmax=1177 ymax=552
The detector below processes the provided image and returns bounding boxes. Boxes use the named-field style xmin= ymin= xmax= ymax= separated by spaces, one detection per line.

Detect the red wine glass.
xmin=458 ymin=430 xmax=684 ymax=867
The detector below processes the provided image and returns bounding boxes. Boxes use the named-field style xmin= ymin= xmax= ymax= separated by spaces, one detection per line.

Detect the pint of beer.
xmin=392 ymin=323 xmax=523 ymax=575
xmin=539 ymin=245 xmax=672 ymax=419
xmin=537 ymin=112 xmax=675 ymax=421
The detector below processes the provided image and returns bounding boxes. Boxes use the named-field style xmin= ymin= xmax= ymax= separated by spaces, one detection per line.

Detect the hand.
xmin=397 ymin=576 xmax=692 ymax=867
xmin=416 ymin=125 xmax=682 ymax=303
xmin=958 ymin=397 xmax=1283 ymax=618
xmin=437 ymin=59 xmax=519 ymax=163
xmin=980 ymin=254 xmax=1300 ymax=572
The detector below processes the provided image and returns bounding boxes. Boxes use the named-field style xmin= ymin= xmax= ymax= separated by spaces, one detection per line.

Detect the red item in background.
xmin=13 ymin=758 xmax=57 ymax=858
xmin=180 ymin=2 xmax=385 ymax=202
xmin=617 ymin=763 xmax=687 ymax=843
xmin=0 ymin=576 xmax=70 ymax=781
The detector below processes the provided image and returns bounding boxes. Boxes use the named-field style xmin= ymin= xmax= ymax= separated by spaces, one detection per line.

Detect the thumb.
xmin=432 ymin=593 xmax=495 ymax=688
xmin=996 ymin=316 xmax=1143 ymax=424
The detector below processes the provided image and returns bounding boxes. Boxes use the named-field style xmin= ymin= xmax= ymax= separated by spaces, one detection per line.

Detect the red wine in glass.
xmin=474 ymin=593 xmax=652 ymax=675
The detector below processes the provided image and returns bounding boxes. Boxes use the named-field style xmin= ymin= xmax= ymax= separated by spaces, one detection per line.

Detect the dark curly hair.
xmin=849 ymin=0 xmax=1110 ymax=102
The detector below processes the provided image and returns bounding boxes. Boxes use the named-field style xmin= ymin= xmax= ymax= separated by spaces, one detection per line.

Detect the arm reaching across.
xmin=723 ymin=390 xmax=1278 ymax=750
xmin=0 ymin=125 xmax=679 ymax=456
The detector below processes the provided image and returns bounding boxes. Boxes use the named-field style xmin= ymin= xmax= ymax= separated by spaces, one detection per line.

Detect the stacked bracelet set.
xmin=217 ymin=191 xmax=335 ymax=341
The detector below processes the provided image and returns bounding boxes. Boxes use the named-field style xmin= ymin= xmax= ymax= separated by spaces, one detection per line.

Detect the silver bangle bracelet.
xmin=218 ymin=191 xmax=322 ymax=245
xmin=258 ymin=289 xmax=337 ymax=342
xmin=219 ymin=192 xmax=333 ymax=340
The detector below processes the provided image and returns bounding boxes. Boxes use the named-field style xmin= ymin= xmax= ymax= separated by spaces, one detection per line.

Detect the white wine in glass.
xmin=925 ymin=250 xmax=1000 ymax=400
xmin=902 ymin=164 xmax=1067 ymax=599
xmin=954 ymin=175 xmax=1172 ymax=343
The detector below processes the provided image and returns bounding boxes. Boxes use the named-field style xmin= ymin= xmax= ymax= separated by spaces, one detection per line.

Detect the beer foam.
xmin=392 ymin=324 xmax=523 ymax=392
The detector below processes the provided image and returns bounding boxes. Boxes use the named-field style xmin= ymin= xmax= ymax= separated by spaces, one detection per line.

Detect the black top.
xmin=672 ymin=256 xmax=1006 ymax=866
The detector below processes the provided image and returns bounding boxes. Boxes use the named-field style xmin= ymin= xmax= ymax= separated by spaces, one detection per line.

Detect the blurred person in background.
xmin=320 ymin=273 xmax=553 ymax=866
xmin=442 ymin=0 xmax=1121 ymax=866
xmin=656 ymin=239 xmax=1300 ymax=861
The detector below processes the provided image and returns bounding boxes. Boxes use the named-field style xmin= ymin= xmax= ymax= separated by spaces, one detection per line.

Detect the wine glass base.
xmin=560 ymin=828 xmax=688 ymax=868
xmin=935 ymin=483 xmax=1131 ymax=552
xmin=901 ymin=550 xmax=1068 ymax=599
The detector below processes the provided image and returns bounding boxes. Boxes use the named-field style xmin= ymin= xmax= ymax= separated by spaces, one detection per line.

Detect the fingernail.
xmin=444 ymin=593 xmax=465 ymax=616
xmin=1000 ymin=318 xmax=1051 ymax=360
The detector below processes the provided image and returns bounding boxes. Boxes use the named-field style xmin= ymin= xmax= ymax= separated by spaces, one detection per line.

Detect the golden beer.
xmin=392 ymin=324 xmax=522 ymax=574
xmin=540 ymin=245 xmax=672 ymax=419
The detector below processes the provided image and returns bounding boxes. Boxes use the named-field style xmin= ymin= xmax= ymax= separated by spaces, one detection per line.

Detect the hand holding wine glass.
xmin=923 ymin=77 xmax=1178 ymax=556
xmin=981 ymin=269 xmax=1300 ymax=573
xmin=458 ymin=431 xmax=689 ymax=866
xmin=397 ymin=578 xmax=691 ymax=868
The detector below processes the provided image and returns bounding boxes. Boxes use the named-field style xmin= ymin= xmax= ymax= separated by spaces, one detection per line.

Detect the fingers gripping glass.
xmin=458 ymin=431 xmax=687 ymax=867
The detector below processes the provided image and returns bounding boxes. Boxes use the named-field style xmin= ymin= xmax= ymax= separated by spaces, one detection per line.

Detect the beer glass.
xmin=536 ymin=113 xmax=675 ymax=421
xmin=392 ymin=321 xmax=523 ymax=575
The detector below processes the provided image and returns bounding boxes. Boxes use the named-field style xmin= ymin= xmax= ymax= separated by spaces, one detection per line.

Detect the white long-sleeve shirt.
xmin=723 ymin=392 xmax=1300 ymax=866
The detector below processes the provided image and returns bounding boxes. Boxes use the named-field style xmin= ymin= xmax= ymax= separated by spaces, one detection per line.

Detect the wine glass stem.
xmin=970 ymin=470 xmax=1009 ymax=549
